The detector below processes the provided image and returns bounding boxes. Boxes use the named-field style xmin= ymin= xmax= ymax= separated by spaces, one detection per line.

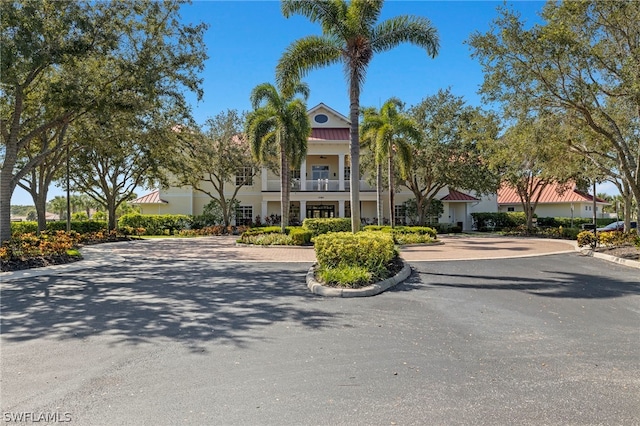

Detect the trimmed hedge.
xmin=471 ymin=212 xmax=527 ymax=231
xmin=536 ymin=217 xmax=616 ymax=228
xmin=289 ymin=228 xmax=313 ymax=245
xmin=11 ymin=220 xmax=108 ymax=235
xmin=302 ymin=218 xmax=352 ymax=236
xmin=238 ymin=226 xmax=313 ymax=245
xmin=364 ymin=225 xmax=437 ymax=238
xmin=118 ymin=213 xmax=192 ymax=236
xmin=314 ymin=231 xmax=397 ymax=274
xmin=362 ymin=225 xmax=437 ymax=244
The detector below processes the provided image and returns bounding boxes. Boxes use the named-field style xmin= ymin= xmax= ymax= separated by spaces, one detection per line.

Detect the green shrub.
xmin=10 ymin=221 xmax=38 ymax=235
xmin=472 ymin=212 xmax=527 ymax=231
xmin=393 ymin=233 xmax=435 ymax=245
xmin=536 ymin=217 xmax=615 ymax=228
xmin=314 ymin=231 xmax=396 ymax=279
xmin=46 ymin=220 xmax=107 ymax=234
xmin=559 ymin=227 xmax=581 ymax=240
xmin=302 ymin=218 xmax=352 ymax=236
xmin=289 ymin=228 xmax=312 ymax=245
xmin=362 ymin=225 xmax=437 ymax=244
xmin=72 ymin=212 xmax=88 ymax=221
xmin=317 ymin=265 xmax=371 ymax=288
xmin=240 ymin=232 xmax=294 ymax=245
xmin=11 ymin=220 xmax=108 ymax=235
xmin=117 ymin=213 xmax=191 ymax=235
xmin=501 ymin=225 xmax=581 ymax=240
xmin=241 ymin=226 xmax=284 ymax=237
xmin=238 ymin=226 xmax=311 ymax=245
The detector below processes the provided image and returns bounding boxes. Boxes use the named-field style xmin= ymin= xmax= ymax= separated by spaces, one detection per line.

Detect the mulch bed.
xmin=1 ymin=253 xmax=83 ymax=272
xmin=595 ymin=245 xmax=640 ymax=261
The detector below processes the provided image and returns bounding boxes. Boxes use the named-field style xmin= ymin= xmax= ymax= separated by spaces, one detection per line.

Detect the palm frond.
xmin=348 ymin=0 xmax=383 ymax=35
xmin=276 ymin=36 xmax=342 ymax=96
xmin=281 ymin=0 xmax=344 ymax=34
xmin=371 ymin=16 xmax=439 ymax=58
xmin=250 ymin=83 xmax=281 ymax=111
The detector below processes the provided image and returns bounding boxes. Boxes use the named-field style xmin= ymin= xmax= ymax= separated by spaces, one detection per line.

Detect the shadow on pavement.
xmin=415 ymin=266 xmax=639 ymax=299
xmin=1 ymin=259 xmax=339 ymax=353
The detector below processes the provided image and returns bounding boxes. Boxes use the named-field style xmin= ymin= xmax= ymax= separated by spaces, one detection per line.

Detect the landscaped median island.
xmin=237 ymin=218 xmax=438 ymax=295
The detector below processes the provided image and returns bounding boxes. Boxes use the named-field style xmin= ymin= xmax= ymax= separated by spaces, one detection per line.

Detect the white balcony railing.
xmin=265 ymin=179 xmax=375 ymax=191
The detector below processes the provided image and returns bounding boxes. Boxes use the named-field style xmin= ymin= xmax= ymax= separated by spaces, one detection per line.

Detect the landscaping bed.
xmin=1 ymin=252 xmax=82 ymax=272
xmin=595 ymin=245 xmax=639 ymax=261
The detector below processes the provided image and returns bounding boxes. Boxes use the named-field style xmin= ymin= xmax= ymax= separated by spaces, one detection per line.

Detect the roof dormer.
xmin=307 ymin=103 xmax=350 ymax=128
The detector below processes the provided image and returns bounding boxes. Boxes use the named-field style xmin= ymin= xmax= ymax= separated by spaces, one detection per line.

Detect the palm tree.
xmin=246 ymin=82 xmax=311 ymax=233
xmin=277 ymin=0 xmax=439 ymax=232
xmin=47 ymin=196 xmax=68 ymax=221
xmin=361 ymin=98 xmax=418 ymax=228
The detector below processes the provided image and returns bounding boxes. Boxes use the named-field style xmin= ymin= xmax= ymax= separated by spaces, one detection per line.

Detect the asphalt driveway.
xmin=1 ymin=238 xmax=638 ymax=425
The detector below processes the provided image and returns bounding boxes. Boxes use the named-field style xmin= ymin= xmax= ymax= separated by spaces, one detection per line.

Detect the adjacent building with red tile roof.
xmin=497 ymin=181 xmax=609 ymax=219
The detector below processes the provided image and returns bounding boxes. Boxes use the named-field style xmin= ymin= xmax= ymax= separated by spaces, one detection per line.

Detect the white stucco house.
xmin=132 ymin=103 xmax=498 ymax=230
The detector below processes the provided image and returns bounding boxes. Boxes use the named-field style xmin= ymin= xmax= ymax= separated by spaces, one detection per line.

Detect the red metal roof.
xmin=498 ymin=181 xmax=608 ymax=204
xmin=310 ymin=128 xmax=350 ymax=141
xmin=441 ymin=189 xmax=479 ymax=201
xmin=131 ymin=190 xmax=168 ymax=204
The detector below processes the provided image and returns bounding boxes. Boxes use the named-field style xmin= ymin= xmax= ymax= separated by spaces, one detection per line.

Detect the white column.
xmin=261 ymin=200 xmax=268 ymax=221
xmin=300 ymin=159 xmax=306 ymax=190
xmin=300 ymin=200 xmax=307 ymax=221
xmin=261 ymin=167 xmax=268 ymax=191
xmin=338 ymin=154 xmax=345 ymax=191
xmin=338 ymin=200 xmax=345 ymax=218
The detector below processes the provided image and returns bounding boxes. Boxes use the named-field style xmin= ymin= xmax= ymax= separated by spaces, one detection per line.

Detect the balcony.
xmin=264 ymin=179 xmax=375 ymax=192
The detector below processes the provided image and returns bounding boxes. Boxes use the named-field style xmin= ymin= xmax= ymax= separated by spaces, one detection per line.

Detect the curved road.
xmin=1 ymin=237 xmax=638 ymax=425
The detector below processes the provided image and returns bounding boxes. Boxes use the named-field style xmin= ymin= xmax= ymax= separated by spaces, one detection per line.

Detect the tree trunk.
xmin=388 ymin=153 xmax=395 ymax=228
xmin=33 ymin=190 xmax=48 ymax=232
xmin=376 ymin=163 xmax=383 ymax=225
xmin=107 ymin=198 xmax=117 ymax=231
xmin=349 ymin=80 xmax=361 ymax=233
xmin=0 ymin=174 xmax=15 ymax=242
xmin=418 ymin=200 xmax=427 ymax=226
xmin=422 ymin=198 xmax=432 ymax=226
xmin=0 ymin=85 xmax=23 ymax=242
xmin=220 ymin=197 xmax=230 ymax=230
xmin=280 ymin=147 xmax=289 ymax=233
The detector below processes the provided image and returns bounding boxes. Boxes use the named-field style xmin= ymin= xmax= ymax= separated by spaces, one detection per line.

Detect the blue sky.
xmin=11 ymin=0 xmax=618 ymax=205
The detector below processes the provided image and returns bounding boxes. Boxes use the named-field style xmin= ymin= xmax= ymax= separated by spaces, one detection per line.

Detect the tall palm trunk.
xmin=280 ymin=146 xmax=290 ymax=233
xmin=388 ymin=152 xmax=395 ymax=228
xmin=349 ymin=80 xmax=361 ymax=233
xmin=376 ymin=162 xmax=383 ymax=225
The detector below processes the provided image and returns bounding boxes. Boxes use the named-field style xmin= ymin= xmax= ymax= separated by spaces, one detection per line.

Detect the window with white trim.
xmin=235 ymin=205 xmax=253 ymax=226
xmin=507 ymin=207 xmax=515 ymax=212
xmin=235 ymin=167 xmax=253 ymax=186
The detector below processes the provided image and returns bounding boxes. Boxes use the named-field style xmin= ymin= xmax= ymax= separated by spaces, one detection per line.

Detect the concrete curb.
xmin=578 ymin=248 xmax=640 ymax=269
xmin=306 ymin=261 xmax=412 ymax=297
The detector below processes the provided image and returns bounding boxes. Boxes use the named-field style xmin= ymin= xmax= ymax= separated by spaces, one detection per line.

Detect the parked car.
xmin=596 ymin=221 xmax=638 ymax=232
